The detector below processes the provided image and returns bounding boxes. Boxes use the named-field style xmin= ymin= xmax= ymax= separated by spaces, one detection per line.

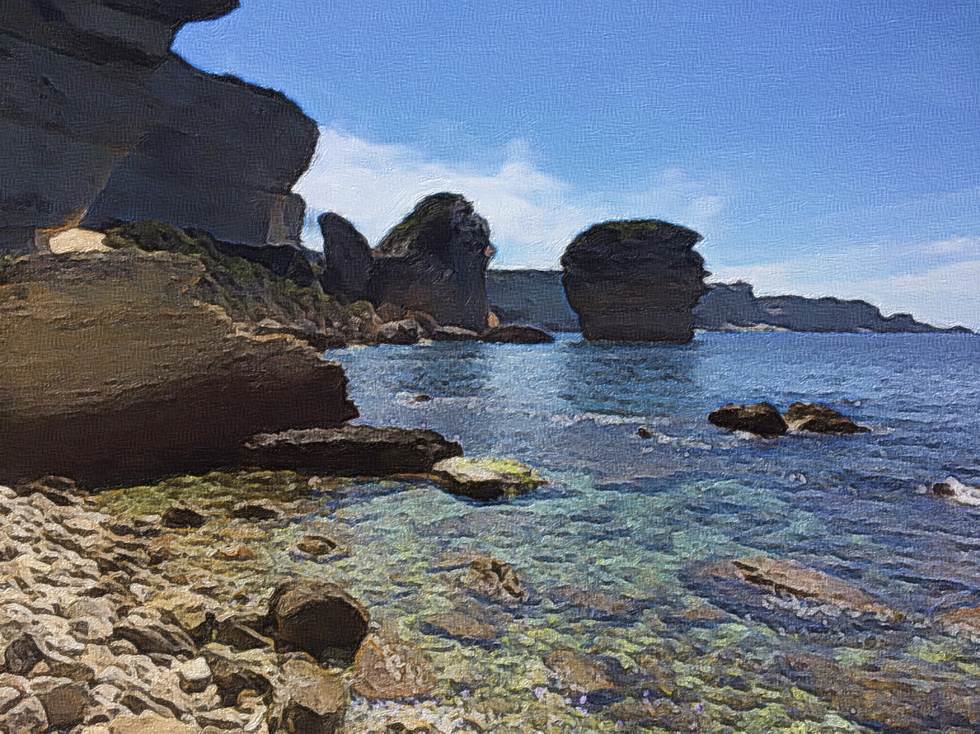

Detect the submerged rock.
xmin=432 ymin=457 xmax=545 ymax=500
xmin=479 ymin=324 xmax=555 ymax=344
xmin=930 ymin=477 xmax=980 ymax=507
xmin=319 ymin=212 xmax=373 ymax=301
xmin=352 ymin=631 xmax=436 ymax=701
xmin=244 ymin=425 xmax=462 ymax=475
xmin=368 ymin=193 xmax=495 ymax=331
xmin=784 ymin=402 xmax=869 ymax=434
xmin=708 ymin=403 xmax=787 ymax=437
xmin=544 ymin=649 xmax=616 ymax=694
xmin=267 ymin=579 xmax=370 ymax=659
xmin=463 ymin=556 xmax=527 ymax=604
xmin=0 ymin=249 xmax=356 ymax=487
xmin=560 ymin=219 xmax=706 ymax=342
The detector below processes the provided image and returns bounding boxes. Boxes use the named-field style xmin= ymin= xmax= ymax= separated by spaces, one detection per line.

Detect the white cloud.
xmin=914 ymin=234 xmax=980 ymax=256
xmin=295 ymin=128 xmax=726 ymax=268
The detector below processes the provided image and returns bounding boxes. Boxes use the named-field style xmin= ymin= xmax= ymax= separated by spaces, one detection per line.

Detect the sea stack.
xmin=368 ymin=193 xmax=495 ymax=331
xmin=560 ymin=219 xmax=707 ymax=342
xmin=319 ymin=212 xmax=373 ymax=301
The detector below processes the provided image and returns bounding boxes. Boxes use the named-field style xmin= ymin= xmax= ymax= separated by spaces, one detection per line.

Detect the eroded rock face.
xmin=1 ymin=0 xmax=316 ymax=251
xmin=561 ymin=220 xmax=706 ymax=342
xmin=244 ymin=426 xmax=462 ymax=475
xmin=318 ymin=212 xmax=373 ymax=301
xmin=368 ymin=194 xmax=495 ymax=331
xmin=0 ymin=249 xmax=357 ymax=487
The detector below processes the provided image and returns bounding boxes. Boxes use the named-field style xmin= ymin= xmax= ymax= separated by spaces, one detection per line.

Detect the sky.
xmin=175 ymin=0 xmax=980 ymax=328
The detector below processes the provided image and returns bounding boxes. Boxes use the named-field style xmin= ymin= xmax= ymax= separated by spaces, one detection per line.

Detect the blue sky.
xmin=176 ymin=0 xmax=980 ymax=327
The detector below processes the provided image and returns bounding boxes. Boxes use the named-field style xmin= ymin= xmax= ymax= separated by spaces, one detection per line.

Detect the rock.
xmin=203 ymin=650 xmax=273 ymax=707
xmin=432 ymin=457 xmax=545 ymax=500
xmin=295 ymin=535 xmax=338 ymax=557
xmin=560 ymin=219 xmax=706 ymax=342
xmin=1 ymin=0 xmax=316 ymax=250
xmin=267 ymin=579 xmax=370 ymax=659
xmin=0 ymin=250 xmax=357 ymax=487
xmin=464 ymin=556 xmax=527 ymax=604
xmin=3 ymin=633 xmax=42 ymax=675
xmin=352 ymin=632 xmax=436 ymax=701
xmin=546 ymin=585 xmax=642 ymax=620
xmin=936 ymin=607 xmax=980 ymax=640
xmin=244 ymin=425 xmax=462 ymax=476
xmin=707 ymin=402 xmax=788 ymax=437
xmin=273 ymin=659 xmax=348 ymax=734
xmin=319 ymin=213 xmax=373 ymax=301
xmin=479 ymin=324 xmax=554 ymax=344
xmin=252 ymin=320 xmax=345 ymax=352
xmin=177 ymin=658 xmax=212 ymax=694
xmin=0 ymin=694 xmax=47 ymax=734
xmin=377 ymin=319 xmax=422 ymax=345
xmin=29 ymin=676 xmax=93 ymax=729
xmin=421 ymin=612 xmax=498 ymax=644
xmin=161 ymin=504 xmax=207 ymax=530
xmin=368 ymin=193 xmax=495 ymax=331
xmin=707 ymin=556 xmax=898 ymax=620
xmin=783 ymin=402 xmax=869 ymax=434
xmin=544 ymin=649 xmax=615 ymax=694
xmin=213 ymin=615 xmax=274 ymax=651
xmin=107 ymin=712 xmax=203 ymax=734
xmin=636 ymin=427 xmax=654 ymax=439
xmin=376 ymin=303 xmax=406 ymax=323
xmin=930 ymin=477 xmax=980 ymax=507
xmin=230 ymin=501 xmax=280 ymax=522
xmin=411 ymin=394 xmax=433 ymax=403
xmin=212 ymin=543 xmax=255 ymax=562
xmin=405 ymin=310 xmax=440 ymax=337
xmin=431 ymin=326 xmax=481 ymax=342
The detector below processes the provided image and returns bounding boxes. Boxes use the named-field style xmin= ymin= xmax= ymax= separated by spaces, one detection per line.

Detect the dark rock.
xmin=244 ymin=425 xmax=462 ymax=476
xmin=319 ymin=212 xmax=373 ymax=301
xmin=930 ymin=477 xmax=980 ymax=507
xmin=203 ymin=650 xmax=274 ymax=707
xmin=161 ymin=503 xmax=207 ymax=529
xmin=431 ymin=326 xmax=481 ymax=341
xmin=267 ymin=579 xmax=370 ymax=659
xmin=368 ymin=193 xmax=495 ymax=331
xmin=411 ymin=394 xmax=433 ymax=403
xmin=784 ymin=402 xmax=869 ymax=434
xmin=561 ymin=220 xmax=706 ymax=342
xmin=636 ymin=427 xmax=654 ymax=439
xmin=432 ymin=457 xmax=545 ymax=500
xmin=405 ymin=310 xmax=440 ymax=336
xmin=708 ymin=402 xmax=787 ymax=437
xmin=377 ymin=319 xmax=422 ymax=345
xmin=1 ymin=1 xmax=316 ymax=249
xmin=213 ymin=615 xmax=274 ymax=651
xmin=480 ymin=324 xmax=554 ymax=344
xmin=295 ymin=534 xmax=339 ymax=557
xmin=112 ymin=618 xmax=196 ymax=657
xmin=0 ymin=250 xmax=357 ymax=488
xmin=29 ymin=678 xmax=92 ymax=730
xmin=230 ymin=500 xmax=280 ymax=521
xmin=352 ymin=631 xmax=436 ymax=701
xmin=376 ymin=303 xmax=406 ymax=323
xmin=273 ymin=658 xmax=348 ymax=734
xmin=12 ymin=476 xmax=79 ymax=506
xmin=3 ymin=634 xmax=42 ymax=675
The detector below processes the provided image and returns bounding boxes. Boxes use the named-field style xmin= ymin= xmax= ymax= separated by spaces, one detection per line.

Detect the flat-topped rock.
xmin=708 ymin=403 xmax=788 ymax=437
xmin=432 ymin=457 xmax=545 ymax=500
xmin=244 ymin=425 xmax=462 ymax=475
xmin=561 ymin=219 xmax=706 ymax=342
xmin=480 ymin=324 xmax=555 ymax=344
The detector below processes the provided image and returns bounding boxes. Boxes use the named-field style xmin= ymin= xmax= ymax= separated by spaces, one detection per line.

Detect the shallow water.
xmin=98 ymin=333 xmax=980 ymax=732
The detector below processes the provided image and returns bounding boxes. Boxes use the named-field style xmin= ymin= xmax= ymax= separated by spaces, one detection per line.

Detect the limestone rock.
xmin=267 ymin=579 xmax=369 ymax=660
xmin=544 ymin=649 xmax=615 ymax=694
xmin=352 ymin=631 xmax=436 ymax=701
xmin=107 ymin=712 xmax=203 ymax=734
xmin=273 ymin=659 xmax=347 ymax=734
xmin=319 ymin=213 xmax=373 ymax=301
xmin=479 ymin=324 xmax=554 ymax=344
xmin=176 ymin=658 xmax=211 ymax=694
xmin=377 ymin=319 xmax=422 ymax=345
xmin=368 ymin=193 xmax=495 ymax=331
xmin=1 ymin=0 xmax=316 ymax=250
xmin=244 ymin=425 xmax=462 ymax=476
xmin=463 ymin=556 xmax=527 ymax=604
xmin=784 ymin=402 xmax=869 ymax=434
xmin=0 ymin=249 xmax=356 ymax=487
xmin=708 ymin=403 xmax=788 ymax=437
xmin=432 ymin=457 xmax=545 ymax=500
xmin=561 ymin=219 xmax=706 ymax=342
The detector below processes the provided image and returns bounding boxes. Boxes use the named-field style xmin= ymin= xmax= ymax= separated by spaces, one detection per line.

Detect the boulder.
xmin=431 ymin=326 xmax=481 ymax=342
xmin=560 ymin=219 xmax=706 ymax=342
xmin=479 ymin=324 xmax=555 ymax=344
xmin=1 ymin=0 xmax=316 ymax=250
xmin=106 ymin=712 xmax=203 ymax=734
xmin=318 ymin=213 xmax=372 ymax=301
xmin=272 ymin=659 xmax=347 ymax=734
xmin=931 ymin=477 xmax=980 ymax=507
xmin=0 ymin=249 xmax=357 ymax=487
xmin=463 ymin=556 xmax=527 ymax=604
xmin=352 ymin=631 xmax=436 ymax=701
xmin=160 ymin=504 xmax=207 ymax=530
xmin=368 ymin=193 xmax=495 ymax=331
xmin=267 ymin=579 xmax=370 ymax=659
xmin=244 ymin=425 xmax=462 ymax=476
xmin=377 ymin=319 xmax=422 ymax=345
xmin=295 ymin=534 xmax=339 ymax=557
xmin=432 ymin=457 xmax=545 ymax=500
xmin=707 ymin=403 xmax=787 ymax=437
xmin=784 ymin=402 xmax=869 ymax=434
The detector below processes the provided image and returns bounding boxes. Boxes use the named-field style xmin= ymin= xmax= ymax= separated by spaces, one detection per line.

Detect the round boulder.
xmin=267 ymin=579 xmax=369 ymax=659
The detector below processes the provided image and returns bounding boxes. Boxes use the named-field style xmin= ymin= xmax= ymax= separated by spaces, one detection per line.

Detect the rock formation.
xmin=560 ymin=220 xmax=707 ymax=342
xmin=0 ymin=248 xmax=357 ymax=487
xmin=487 ymin=269 xmax=579 ymax=331
xmin=318 ymin=212 xmax=373 ymax=301
xmin=784 ymin=402 xmax=869 ymax=434
xmin=708 ymin=403 xmax=788 ymax=437
xmin=317 ymin=195 xmax=496 ymax=330
xmin=1 ymin=0 xmax=317 ymax=252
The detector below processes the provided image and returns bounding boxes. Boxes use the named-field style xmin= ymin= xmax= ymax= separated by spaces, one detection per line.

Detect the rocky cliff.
xmin=0 ymin=247 xmax=357 ymax=487
xmin=0 ymin=0 xmax=316 ymax=252
xmin=695 ymin=282 xmax=972 ymax=333
xmin=487 ymin=269 xmax=579 ymax=331
xmin=320 ymin=194 xmax=496 ymax=331
xmin=560 ymin=220 xmax=707 ymax=342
